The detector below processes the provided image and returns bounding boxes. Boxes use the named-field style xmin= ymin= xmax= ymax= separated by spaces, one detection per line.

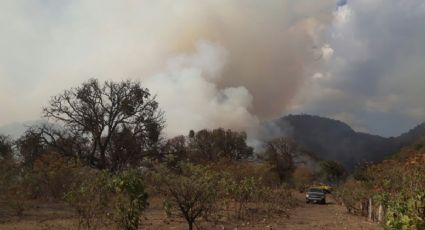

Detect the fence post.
xmin=378 ymin=204 xmax=383 ymax=222
xmin=368 ymin=198 xmax=373 ymax=222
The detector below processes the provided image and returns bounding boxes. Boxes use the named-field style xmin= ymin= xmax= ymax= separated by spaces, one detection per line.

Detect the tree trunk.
xmin=188 ymin=221 xmax=193 ymax=230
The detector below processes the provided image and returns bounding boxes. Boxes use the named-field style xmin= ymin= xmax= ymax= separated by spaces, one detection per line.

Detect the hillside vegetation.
xmin=0 ymin=79 xmax=423 ymax=229
xmin=336 ymin=138 xmax=425 ymax=229
xmin=268 ymin=114 xmax=425 ymax=170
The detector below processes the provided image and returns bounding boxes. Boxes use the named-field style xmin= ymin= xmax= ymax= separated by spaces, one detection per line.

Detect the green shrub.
xmin=260 ymin=186 xmax=295 ymax=218
xmin=65 ymin=170 xmax=111 ymax=230
xmin=336 ymin=151 xmax=425 ymax=229
xmin=0 ymin=158 xmax=31 ymax=216
xmin=109 ymin=170 xmax=149 ymax=230
xmin=335 ymin=179 xmax=371 ymax=215
xmin=226 ymin=176 xmax=262 ymax=219
xmin=384 ymin=191 xmax=425 ymax=230
xmin=32 ymin=152 xmax=81 ymax=200
xmin=66 ymin=169 xmax=149 ymax=230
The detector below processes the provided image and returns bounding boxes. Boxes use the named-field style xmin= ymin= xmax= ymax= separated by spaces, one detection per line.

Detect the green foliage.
xmin=226 ymin=176 xmax=261 ymax=219
xmin=335 ymin=179 xmax=371 ymax=215
xmin=66 ymin=169 xmax=149 ymax=230
xmin=337 ymin=148 xmax=425 ymax=229
xmin=384 ymin=192 xmax=425 ymax=230
xmin=109 ymin=170 xmax=149 ymax=230
xmin=65 ymin=170 xmax=111 ymax=230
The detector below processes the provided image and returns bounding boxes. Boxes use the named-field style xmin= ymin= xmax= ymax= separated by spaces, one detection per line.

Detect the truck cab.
xmin=305 ymin=188 xmax=326 ymax=204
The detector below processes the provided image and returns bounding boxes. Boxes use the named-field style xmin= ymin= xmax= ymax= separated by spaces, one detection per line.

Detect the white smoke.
xmin=144 ymin=41 xmax=259 ymax=137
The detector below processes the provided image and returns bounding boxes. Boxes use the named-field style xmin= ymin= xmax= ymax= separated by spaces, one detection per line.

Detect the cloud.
xmin=290 ymin=0 xmax=425 ymax=136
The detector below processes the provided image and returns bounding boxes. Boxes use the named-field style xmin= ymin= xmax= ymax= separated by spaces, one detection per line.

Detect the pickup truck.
xmin=305 ymin=188 xmax=326 ymax=204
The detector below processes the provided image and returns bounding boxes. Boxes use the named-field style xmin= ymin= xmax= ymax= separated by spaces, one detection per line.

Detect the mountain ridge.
xmin=267 ymin=114 xmax=425 ymax=170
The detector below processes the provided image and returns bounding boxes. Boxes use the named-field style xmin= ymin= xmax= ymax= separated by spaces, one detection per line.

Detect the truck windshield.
xmin=308 ymin=188 xmax=323 ymax=193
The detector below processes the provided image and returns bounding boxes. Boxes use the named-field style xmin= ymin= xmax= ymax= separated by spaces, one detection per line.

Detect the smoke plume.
xmin=0 ymin=0 xmax=334 ymax=137
xmin=2 ymin=1 xmax=424 ymax=139
xmin=144 ymin=41 xmax=259 ymax=137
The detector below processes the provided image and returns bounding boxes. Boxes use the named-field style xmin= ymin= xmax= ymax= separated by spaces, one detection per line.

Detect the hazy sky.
xmin=1 ymin=0 xmax=424 ymax=137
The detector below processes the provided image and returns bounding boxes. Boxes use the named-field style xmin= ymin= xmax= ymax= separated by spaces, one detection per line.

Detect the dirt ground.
xmin=140 ymin=193 xmax=378 ymax=230
xmin=279 ymin=193 xmax=378 ymax=230
xmin=0 ymin=193 xmax=378 ymax=230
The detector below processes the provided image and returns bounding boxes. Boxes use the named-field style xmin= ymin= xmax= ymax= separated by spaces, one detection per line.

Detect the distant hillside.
xmin=266 ymin=114 xmax=425 ymax=170
xmin=393 ymin=122 xmax=425 ymax=147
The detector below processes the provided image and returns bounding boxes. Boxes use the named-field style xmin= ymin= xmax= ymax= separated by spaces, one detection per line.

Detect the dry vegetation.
xmin=0 ymin=79 xmax=301 ymax=230
xmin=335 ymin=139 xmax=425 ymax=229
xmin=0 ymin=79 xmax=417 ymax=230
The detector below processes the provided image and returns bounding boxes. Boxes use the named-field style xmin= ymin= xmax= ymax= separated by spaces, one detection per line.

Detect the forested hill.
xmin=268 ymin=114 xmax=425 ymax=170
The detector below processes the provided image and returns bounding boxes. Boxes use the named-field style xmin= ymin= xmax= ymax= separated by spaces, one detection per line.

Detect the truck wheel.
xmin=321 ymin=199 xmax=326 ymax=205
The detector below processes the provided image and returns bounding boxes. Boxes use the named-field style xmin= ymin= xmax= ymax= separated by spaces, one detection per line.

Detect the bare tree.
xmin=42 ymin=78 xmax=164 ymax=170
xmin=154 ymin=163 xmax=222 ymax=230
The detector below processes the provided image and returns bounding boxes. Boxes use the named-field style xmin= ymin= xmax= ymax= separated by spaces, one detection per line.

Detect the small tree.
xmin=188 ymin=128 xmax=253 ymax=162
xmin=32 ymin=152 xmax=80 ymax=200
xmin=109 ymin=170 xmax=149 ymax=230
xmin=161 ymin=135 xmax=189 ymax=169
xmin=154 ymin=163 xmax=222 ymax=230
xmin=16 ymin=130 xmax=47 ymax=168
xmin=319 ymin=160 xmax=347 ymax=185
xmin=0 ymin=159 xmax=30 ymax=216
xmin=0 ymin=135 xmax=31 ymax=216
xmin=227 ymin=176 xmax=261 ymax=219
xmin=263 ymin=137 xmax=297 ymax=182
xmin=66 ymin=169 xmax=149 ymax=230
xmin=66 ymin=170 xmax=111 ymax=230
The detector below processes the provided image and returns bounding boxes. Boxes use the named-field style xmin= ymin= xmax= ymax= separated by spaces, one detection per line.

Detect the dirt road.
xmin=280 ymin=193 xmax=378 ymax=230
